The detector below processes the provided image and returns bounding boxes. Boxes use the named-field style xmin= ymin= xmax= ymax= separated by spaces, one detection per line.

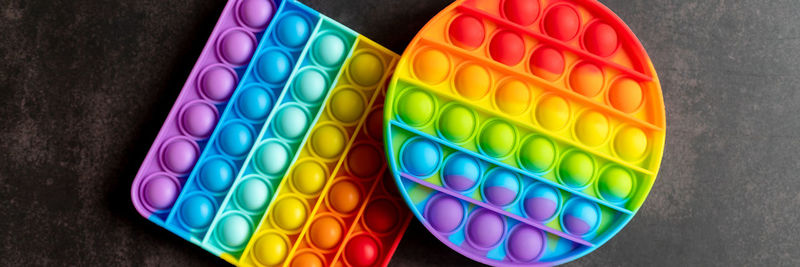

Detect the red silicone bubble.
xmin=489 ymin=30 xmax=525 ymax=66
xmin=543 ymin=5 xmax=580 ymax=41
xmin=449 ymin=15 xmax=486 ymax=50
xmin=502 ymin=0 xmax=540 ymax=26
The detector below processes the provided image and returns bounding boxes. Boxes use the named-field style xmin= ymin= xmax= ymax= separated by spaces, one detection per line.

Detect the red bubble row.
xmin=455 ymin=0 xmax=623 ymax=57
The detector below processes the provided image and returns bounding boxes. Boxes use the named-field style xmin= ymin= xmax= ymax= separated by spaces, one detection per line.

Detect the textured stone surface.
xmin=0 ymin=0 xmax=799 ymax=266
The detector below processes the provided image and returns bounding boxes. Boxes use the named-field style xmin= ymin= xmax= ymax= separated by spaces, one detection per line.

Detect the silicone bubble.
xmin=292 ymin=68 xmax=328 ymax=104
xmin=218 ymin=121 xmax=255 ymax=157
xmin=216 ymin=213 xmax=252 ymax=248
xmin=180 ymin=194 xmax=215 ymax=229
xmin=257 ymin=49 xmax=292 ymax=84
xmin=442 ymin=153 xmax=481 ymax=191
xmin=291 ymin=252 xmax=324 ymax=267
xmin=236 ymin=86 xmax=272 ymax=121
xmin=503 ymin=0 xmax=539 ymax=26
xmin=506 ymin=225 xmax=544 ymax=262
xmin=276 ymin=14 xmax=311 ymax=48
xmin=523 ymin=183 xmax=561 ymax=222
xmin=364 ymin=199 xmax=400 ymax=234
xmin=449 ymin=15 xmax=485 ymax=50
xmin=489 ymin=31 xmax=525 ymax=66
xmin=401 ymin=138 xmax=441 ymax=177
xmin=438 ymin=104 xmax=477 ymax=143
xmin=312 ymin=34 xmax=347 ymax=67
xmin=133 ymin=2 xmax=410 ymax=265
xmin=274 ymin=105 xmax=310 ymax=140
xmin=561 ymin=198 xmax=600 ymax=236
xmin=396 ymin=89 xmax=435 ymax=127
xmin=253 ymin=232 xmax=288 ymax=266
xmin=482 ymin=168 xmax=521 ymax=206
xmin=161 ymin=137 xmax=199 ymax=174
xmin=180 ymin=101 xmax=218 ymax=138
xmin=198 ymin=157 xmax=235 ymax=193
xmin=466 ymin=208 xmax=506 ymax=248
xmin=142 ymin=174 xmax=180 ymax=211
xmin=597 ymin=165 xmax=634 ymax=203
xmin=424 ymin=194 xmax=465 ymax=233
xmin=309 ymin=215 xmax=343 ymax=249
xmin=384 ymin=0 xmax=666 ymax=265
xmin=349 ymin=52 xmax=384 ymax=86
xmin=237 ymin=0 xmax=274 ymax=30
xmin=344 ymin=235 xmax=379 ymax=267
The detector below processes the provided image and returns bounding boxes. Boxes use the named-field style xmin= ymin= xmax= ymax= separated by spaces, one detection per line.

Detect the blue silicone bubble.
xmin=180 ymin=194 xmax=216 ymax=229
xmin=257 ymin=49 xmax=292 ymax=84
xmin=218 ymin=121 xmax=255 ymax=157
xmin=401 ymin=138 xmax=442 ymax=177
xmin=275 ymin=14 xmax=311 ymax=48
xmin=482 ymin=168 xmax=521 ymax=206
xmin=199 ymin=157 xmax=235 ymax=193
xmin=236 ymin=86 xmax=273 ymax=121
xmin=442 ymin=153 xmax=482 ymax=191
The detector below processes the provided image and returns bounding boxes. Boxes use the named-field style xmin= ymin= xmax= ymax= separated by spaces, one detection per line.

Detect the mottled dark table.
xmin=1 ymin=0 xmax=799 ymax=266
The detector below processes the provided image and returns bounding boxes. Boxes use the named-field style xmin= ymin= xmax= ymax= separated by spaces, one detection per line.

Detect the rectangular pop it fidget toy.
xmin=384 ymin=0 xmax=666 ymax=265
xmin=130 ymin=0 xmax=411 ymax=266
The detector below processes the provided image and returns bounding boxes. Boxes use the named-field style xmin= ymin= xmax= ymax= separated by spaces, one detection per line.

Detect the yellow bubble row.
xmin=394 ymin=50 xmax=660 ymax=173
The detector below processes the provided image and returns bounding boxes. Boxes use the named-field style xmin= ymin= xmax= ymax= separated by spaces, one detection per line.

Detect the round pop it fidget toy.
xmin=384 ymin=0 xmax=666 ymax=265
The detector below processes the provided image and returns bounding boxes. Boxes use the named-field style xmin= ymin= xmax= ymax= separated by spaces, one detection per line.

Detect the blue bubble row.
xmin=389 ymin=122 xmax=635 ymax=246
xmin=202 ymin=14 xmax=359 ymax=256
xmin=163 ymin=1 xmax=321 ymax=242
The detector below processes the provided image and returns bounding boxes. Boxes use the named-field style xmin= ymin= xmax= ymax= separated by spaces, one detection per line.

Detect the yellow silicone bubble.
xmin=536 ymin=94 xmax=570 ymax=131
xmin=413 ymin=49 xmax=450 ymax=84
xmin=292 ymin=161 xmax=327 ymax=195
xmin=454 ymin=64 xmax=491 ymax=100
xmin=495 ymin=79 xmax=530 ymax=115
xmin=330 ymin=89 xmax=365 ymax=123
xmin=311 ymin=124 xmax=346 ymax=159
xmin=349 ymin=52 xmax=384 ymax=86
xmin=253 ymin=233 xmax=288 ymax=266
xmin=615 ymin=126 xmax=648 ymax=161
xmin=272 ymin=197 xmax=307 ymax=231
xmin=575 ymin=111 xmax=610 ymax=147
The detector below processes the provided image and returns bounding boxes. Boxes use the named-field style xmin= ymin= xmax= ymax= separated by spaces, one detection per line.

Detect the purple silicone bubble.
xmin=131 ymin=0 xmax=273 ymax=219
xmin=199 ymin=65 xmax=238 ymax=102
xmin=506 ymin=225 xmax=545 ymax=262
xmin=466 ymin=209 xmax=506 ymax=248
xmin=180 ymin=101 xmax=219 ymax=138
xmin=524 ymin=197 xmax=559 ymax=221
xmin=217 ymin=28 xmax=257 ymax=66
xmin=425 ymin=194 xmax=464 ymax=233
xmin=141 ymin=174 xmax=181 ymax=211
xmin=238 ymin=0 xmax=274 ymax=30
xmin=160 ymin=137 xmax=200 ymax=175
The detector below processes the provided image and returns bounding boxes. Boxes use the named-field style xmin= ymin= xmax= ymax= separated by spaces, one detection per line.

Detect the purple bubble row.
xmin=131 ymin=0 xmax=279 ymax=220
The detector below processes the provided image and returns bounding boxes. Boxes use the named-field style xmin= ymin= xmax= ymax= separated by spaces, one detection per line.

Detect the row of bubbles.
xmin=135 ymin=0 xmax=276 ymax=218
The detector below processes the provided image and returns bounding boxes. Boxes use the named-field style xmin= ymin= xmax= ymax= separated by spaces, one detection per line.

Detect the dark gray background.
xmin=1 ymin=0 xmax=798 ymax=266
